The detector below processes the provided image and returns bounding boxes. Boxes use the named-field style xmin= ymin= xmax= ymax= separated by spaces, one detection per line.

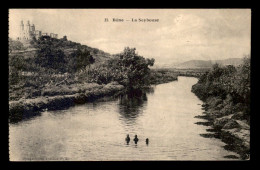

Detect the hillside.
xmin=9 ymin=37 xmax=112 ymax=64
xmin=175 ymin=60 xmax=212 ymax=68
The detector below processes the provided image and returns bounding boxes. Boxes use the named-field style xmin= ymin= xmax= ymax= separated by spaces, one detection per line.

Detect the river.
xmin=9 ymin=77 xmax=239 ymax=161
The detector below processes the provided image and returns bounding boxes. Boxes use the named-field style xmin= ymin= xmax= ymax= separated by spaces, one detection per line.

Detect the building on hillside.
xmin=50 ymin=33 xmax=58 ymax=38
xmin=17 ymin=20 xmax=58 ymax=41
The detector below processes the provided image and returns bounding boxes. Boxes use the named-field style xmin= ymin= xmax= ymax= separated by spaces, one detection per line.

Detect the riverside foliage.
xmin=192 ymin=57 xmax=250 ymax=122
xmin=86 ymin=47 xmax=155 ymax=90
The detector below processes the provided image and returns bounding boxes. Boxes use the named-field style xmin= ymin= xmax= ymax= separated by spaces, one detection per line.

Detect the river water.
xmin=9 ymin=77 xmax=239 ymax=161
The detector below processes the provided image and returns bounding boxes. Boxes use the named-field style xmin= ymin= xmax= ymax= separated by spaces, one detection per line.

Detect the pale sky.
xmin=9 ymin=9 xmax=251 ymax=66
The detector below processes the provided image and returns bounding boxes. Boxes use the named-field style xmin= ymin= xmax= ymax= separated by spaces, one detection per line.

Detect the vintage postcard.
xmin=8 ymin=9 xmax=250 ymax=161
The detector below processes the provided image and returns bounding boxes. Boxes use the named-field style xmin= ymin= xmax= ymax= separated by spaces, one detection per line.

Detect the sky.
xmin=9 ymin=9 xmax=251 ymax=67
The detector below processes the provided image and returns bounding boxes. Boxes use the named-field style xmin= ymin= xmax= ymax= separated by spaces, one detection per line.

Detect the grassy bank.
xmin=149 ymin=69 xmax=178 ymax=85
xmin=9 ymin=82 xmax=124 ymax=123
xmin=191 ymin=57 xmax=250 ymax=160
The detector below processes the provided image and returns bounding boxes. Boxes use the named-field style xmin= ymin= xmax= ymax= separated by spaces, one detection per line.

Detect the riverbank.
xmin=9 ymin=72 xmax=179 ymax=123
xmin=10 ymin=76 xmax=236 ymax=161
xmin=192 ymin=87 xmax=250 ymax=160
xmin=9 ymin=82 xmax=125 ymax=123
xmin=149 ymin=69 xmax=178 ymax=85
xmin=190 ymin=58 xmax=250 ymax=160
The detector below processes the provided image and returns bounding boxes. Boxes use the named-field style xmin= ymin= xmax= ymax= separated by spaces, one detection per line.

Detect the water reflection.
xmin=9 ymin=110 xmax=42 ymax=124
xmin=118 ymin=90 xmax=148 ymax=126
xmin=144 ymin=86 xmax=155 ymax=95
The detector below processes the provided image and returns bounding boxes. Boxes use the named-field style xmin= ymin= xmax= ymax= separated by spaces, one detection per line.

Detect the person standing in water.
xmin=146 ymin=138 xmax=149 ymax=145
xmin=133 ymin=135 xmax=139 ymax=144
xmin=125 ymin=134 xmax=130 ymax=145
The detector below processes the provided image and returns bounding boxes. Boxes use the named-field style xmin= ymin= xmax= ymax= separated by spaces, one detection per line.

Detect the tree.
xmin=30 ymin=36 xmax=37 ymax=46
xmin=9 ymin=38 xmax=25 ymax=53
xmin=192 ymin=56 xmax=251 ymax=120
xmin=62 ymin=36 xmax=67 ymax=41
xmin=233 ymin=57 xmax=250 ymax=109
xmin=9 ymin=55 xmax=26 ymax=85
xmin=35 ymin=36 xmax=67 ymax=72
xmin=86 ymin=47 xmax=155 ymax=87
xmin=69 ymin=48 xmax=95 ymax=72
xmin=114 ymin=47 xmax=155 ymax=89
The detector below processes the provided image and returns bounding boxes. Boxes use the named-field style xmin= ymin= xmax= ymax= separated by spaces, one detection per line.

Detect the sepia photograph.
xmin=8 ymin=9 xmax=250 ymax=161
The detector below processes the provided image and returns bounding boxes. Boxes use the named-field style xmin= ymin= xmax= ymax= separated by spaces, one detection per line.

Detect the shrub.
xmin=192 ymin=56 xmax=250 ymax=118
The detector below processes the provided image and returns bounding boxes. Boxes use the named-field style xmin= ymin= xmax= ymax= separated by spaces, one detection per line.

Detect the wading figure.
xmin=125 ymin=134 xmax=130 ymax=145
xmin=133 ymin=135 xmax=139 ymax=144
xmin=146 ymin=138 xmax=149 ymax=145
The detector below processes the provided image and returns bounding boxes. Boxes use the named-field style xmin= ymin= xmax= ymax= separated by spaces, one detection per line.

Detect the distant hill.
xmin=171 ymin=58 xmax=243 ymax=69
xmin=174 ymin=60 xmax=212 ymax=68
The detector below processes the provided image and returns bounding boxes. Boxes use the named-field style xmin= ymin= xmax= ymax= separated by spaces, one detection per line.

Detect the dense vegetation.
xmin=192 ymin=56 xmax=250 ymax=122
xmin=9 ymin=37 xmax=162 ymax=100
xmin=9 ymin=38 xmax=27 ymax=52
xmin=149 ymin=69 xmax=178 ymax=84
xmin=9 ymin=37 xmax=95 ymax=90
xmin=86 ymin=47 xmax=155 ymax=90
